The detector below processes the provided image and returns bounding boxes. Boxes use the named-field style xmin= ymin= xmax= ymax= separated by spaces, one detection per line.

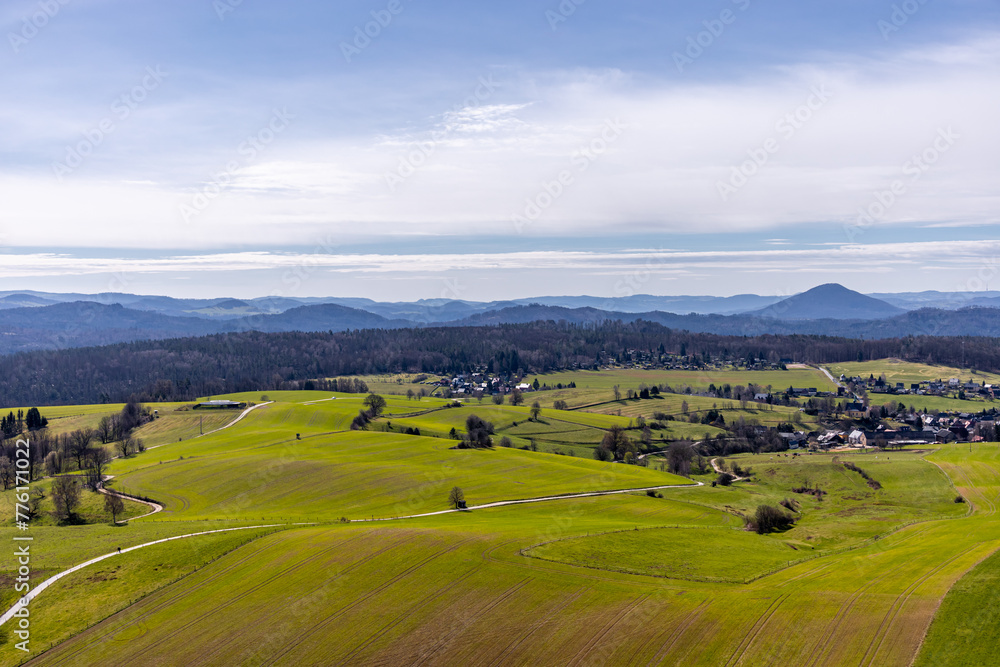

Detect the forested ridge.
xmin=1 ymin=321 xmax=998 ymax=406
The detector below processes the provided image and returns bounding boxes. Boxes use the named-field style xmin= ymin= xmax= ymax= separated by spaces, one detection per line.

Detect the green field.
xmin=529 ymin=526 xmax=802 ymax=582
xmin=827 ymin=359 xmax=1000 ymax=386
xmin=1 ymin=390 xmax=1000 ymax=665
xmin=527 ymin=367 xmax=838 ymax=394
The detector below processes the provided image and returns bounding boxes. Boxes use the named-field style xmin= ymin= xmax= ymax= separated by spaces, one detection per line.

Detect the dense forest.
xmin=1 ymin=321 xmax=998 ymax=406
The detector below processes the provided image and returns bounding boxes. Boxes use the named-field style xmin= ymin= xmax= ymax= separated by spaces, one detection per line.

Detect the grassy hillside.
xmin=4 ymin=392 xmax=1000 ymax=666
xmin=527 ymin=367 xmax=838 ymax=394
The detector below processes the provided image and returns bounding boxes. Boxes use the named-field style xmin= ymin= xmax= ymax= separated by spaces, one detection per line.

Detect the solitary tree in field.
xmin=448 ymin=486 xmax=465 ymax=509
xmin=492 ymin=393 xmax=504 ymax=405
xmin=613 ymin=385 xmax=622 ymax=401
xmin=104 ymin=492 xmax=125 ymax=524
xmin=364 ymin=393 xmax=387 ymax=417
xmin=406 ymin=389 xmax=415 ymax=401
xmin=508 ymin=388 xmax=524 ymax=406
xmin=530 ymin=401 xmax=541 ymax=421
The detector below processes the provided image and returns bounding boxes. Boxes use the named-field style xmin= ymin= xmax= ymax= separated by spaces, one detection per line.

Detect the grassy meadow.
xmin=0 ymin=375 xmax=999 ymax=665
xmin=827 ymin=359 xmax=1000 ymax=386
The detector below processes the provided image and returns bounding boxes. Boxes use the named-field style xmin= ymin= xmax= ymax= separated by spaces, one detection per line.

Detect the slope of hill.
xmin=0 ymin=302 xmax=222 ymax=353
xmin=749 ymin=283 xmax=904 ymax=320
xmin=237 ymin=303 xmax=406 ymax=332
xmin=0 ymin=293 xmax=58 ymax=309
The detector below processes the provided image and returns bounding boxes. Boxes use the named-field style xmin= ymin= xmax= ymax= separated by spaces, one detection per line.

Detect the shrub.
xmin=779 ymin=498 xmax=799 ymax=513
xmin=955 ymin=495 xmax=966 ymax=503
xmin=752 ymin=504 xmax=797 ymax=534
xmin=593 ymin=446 xmax=613 ymax=462
xmin=716 ymin=472 xmax=734 ymax=487
xmin=499 ymin=436 xmax=513 ymax=448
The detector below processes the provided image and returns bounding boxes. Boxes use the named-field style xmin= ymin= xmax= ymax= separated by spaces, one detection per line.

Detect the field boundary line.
xmin=0 ymin=523 xmax=300 ymax=628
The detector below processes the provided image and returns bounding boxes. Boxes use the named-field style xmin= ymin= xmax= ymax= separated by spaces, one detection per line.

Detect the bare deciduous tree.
xmin=44 ymin=451 xmax=62 ymax=477
xmin=84 ymin=447 xmax=112 ymax=491
xmin=51 ymin=476 xmax=81 ymax=520
xmin=104 ymin=492 xmax=125 ymax=525
xmin=0 ymin=456 xmax=14 ymax=490
xmin=95 ymin=416 xmax=115 ymax=444
xmin=69 ymin=428 xmax=95 ymax=471
xmin=448 ymin=486 xmax=465 ymax=509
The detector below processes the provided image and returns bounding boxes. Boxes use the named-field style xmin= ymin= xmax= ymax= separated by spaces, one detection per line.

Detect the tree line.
xmin=1 ymin=322 xmax=999 ymax=406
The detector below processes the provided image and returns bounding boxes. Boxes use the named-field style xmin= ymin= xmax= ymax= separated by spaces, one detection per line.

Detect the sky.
xmin=1 ymin=0 xmax=999 ymax=302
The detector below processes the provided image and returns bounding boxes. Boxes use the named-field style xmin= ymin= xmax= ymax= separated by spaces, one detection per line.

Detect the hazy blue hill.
xmin=749 ymin=284 xmax=904 ymax=320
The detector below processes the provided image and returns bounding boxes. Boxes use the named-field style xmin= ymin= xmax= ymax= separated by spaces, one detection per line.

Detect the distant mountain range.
xmin=0 ymin=284 xmax=998 ymax=354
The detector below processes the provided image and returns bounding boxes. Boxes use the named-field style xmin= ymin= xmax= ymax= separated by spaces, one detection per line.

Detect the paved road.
xmin=354 ymin=480 xmax=704 ymax=522
xmin=0 ymin=524 xmax=287 ymax=628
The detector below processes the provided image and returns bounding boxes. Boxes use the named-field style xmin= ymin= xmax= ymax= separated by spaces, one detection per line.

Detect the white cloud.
xmin=0 ymin=239 xmax=997 ymax=278
xmin=1 ymin=34 xmax=998 ymax=248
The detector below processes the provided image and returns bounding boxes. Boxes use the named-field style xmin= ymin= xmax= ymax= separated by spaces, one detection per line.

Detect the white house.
xmin=848 ymin=430 xmax=867 ymax=447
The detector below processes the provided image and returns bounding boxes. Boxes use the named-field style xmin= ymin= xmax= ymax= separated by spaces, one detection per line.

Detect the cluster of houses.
xmin=843 ymin=374 xmax=999 ymax=399
xmin=809 ymin=412 xmax=996 ymax=449
xmin=434 ymin=373 xmax=533 ymax=397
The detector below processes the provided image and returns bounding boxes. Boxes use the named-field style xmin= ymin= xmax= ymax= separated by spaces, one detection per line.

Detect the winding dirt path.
xmin=710 ymin=458 xmax=746 ymax=482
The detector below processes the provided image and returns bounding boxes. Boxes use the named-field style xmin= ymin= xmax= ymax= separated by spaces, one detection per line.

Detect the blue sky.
xmin=1 ymin=0 xmax=998 ymax=301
